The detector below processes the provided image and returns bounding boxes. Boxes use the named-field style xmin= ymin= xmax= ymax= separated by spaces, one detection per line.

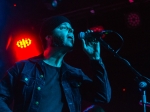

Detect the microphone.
xmin=78 ymin=30 xmax=115 ymax=53
xmin=78 ymin=30 xmax=113 ymax=39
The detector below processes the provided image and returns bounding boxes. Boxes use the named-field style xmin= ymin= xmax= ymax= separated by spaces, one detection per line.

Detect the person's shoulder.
xmin=16 ymin=54 xmax=43 ymax=64
xmin=63 ymin=62 xmax=80 ymax=70
xmin=15 ymin=58 xmax=31 ymax=66
xmin=12 ymin=59 xmax=32 ymax=71
xmin=13 ymin=54 xmax=42 ymax=69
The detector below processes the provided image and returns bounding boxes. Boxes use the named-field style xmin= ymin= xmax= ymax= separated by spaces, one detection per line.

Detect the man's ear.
xmin=45 ymin=35 xmax=54 ymax=47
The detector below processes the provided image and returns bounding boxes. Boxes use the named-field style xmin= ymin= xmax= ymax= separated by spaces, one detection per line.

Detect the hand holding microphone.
xmin=78 ymin=29 xmax=113 ymax=60
xmin=78 ymin=29 xmax=101 ymax=60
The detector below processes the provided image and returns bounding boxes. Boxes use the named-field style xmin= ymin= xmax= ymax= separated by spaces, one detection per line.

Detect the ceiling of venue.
xmin=5 ymin=0 xmax=150 ymax=19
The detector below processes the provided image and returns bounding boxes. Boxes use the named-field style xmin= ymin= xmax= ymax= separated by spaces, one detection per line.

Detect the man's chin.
xmin=66 ymin=43 xmax=74 ymax=48
xmin=65 ymin=45 xmax=74 ymax=51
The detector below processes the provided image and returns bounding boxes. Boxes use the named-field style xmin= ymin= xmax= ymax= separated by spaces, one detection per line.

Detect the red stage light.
xmin=13 ymin=3 xmax=17 ymax=7
xmin=127 ymin=12 xmax=140 ymax=27
xmin=123 ymin=88 xmax=126 ymax=92
xmin=129 ymin=0 xmax=134 ymax=3
xmin=90 ymin=26 xmax=104 ymax=32
xmin=90 ymin=26 xmax=105 ymax=38
xmin=6 ymin=35 xmax=12 ymax=50
xmin=16 ymin=38 xmax=32 ymax=48
xmin=11 ymin=32 xmax=42 ymax=62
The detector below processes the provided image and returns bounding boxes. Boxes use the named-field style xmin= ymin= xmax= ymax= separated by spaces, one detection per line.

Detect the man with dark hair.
xmin=0 ymin=16 xmax=111 ymax=112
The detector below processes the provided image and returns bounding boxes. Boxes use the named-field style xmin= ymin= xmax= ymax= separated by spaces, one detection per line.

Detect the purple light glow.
xmin=129 ymin=0 xmax=134 ymax=3
xmin=127 ymin=13 xmax=140 ymax=27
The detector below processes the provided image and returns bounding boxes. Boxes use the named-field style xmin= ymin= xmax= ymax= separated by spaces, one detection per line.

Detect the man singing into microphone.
xmin=0 ymin=16 xmax=111 ymax=112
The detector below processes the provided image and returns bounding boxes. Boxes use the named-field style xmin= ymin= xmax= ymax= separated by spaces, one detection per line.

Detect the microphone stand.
xmin=98 ymin=37 xmax=150 ymax=112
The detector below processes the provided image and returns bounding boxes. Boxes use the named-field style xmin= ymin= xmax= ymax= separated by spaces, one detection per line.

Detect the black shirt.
xmin=38 ymin=62 xmax=68 ymax=112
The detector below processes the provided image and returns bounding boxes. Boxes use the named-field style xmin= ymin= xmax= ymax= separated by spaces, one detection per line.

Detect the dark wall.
xmin=64 ymin=3 xmax=150 ymax=112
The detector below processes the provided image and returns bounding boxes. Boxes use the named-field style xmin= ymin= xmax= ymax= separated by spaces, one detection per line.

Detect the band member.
xmin=0 ymin=16 xmax=111 ymax=112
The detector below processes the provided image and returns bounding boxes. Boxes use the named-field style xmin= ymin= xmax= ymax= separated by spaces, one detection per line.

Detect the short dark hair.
xmin=39 ymin=16 xmax=71 ymax=49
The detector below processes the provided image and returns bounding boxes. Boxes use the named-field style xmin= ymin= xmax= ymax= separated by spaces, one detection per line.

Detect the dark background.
xmin=0 ymin=0 xmax=150 ymax=112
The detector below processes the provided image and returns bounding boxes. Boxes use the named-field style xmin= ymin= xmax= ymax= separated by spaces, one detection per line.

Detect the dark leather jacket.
xmin=0 ymin=55 xmax=111 ymax=112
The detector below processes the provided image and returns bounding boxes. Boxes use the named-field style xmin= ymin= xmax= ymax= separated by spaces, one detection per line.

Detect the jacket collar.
xmin=28 ymin=54 xmax=76 ymax=74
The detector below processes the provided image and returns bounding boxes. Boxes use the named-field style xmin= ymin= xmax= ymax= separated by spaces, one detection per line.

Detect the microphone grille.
xmin=78 ymin=32 xmax=85 ymax=39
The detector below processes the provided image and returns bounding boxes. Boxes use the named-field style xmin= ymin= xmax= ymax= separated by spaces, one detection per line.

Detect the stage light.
xmin=129 ymin=0 xmax=134 ymax=3
xmin=16 ymin=38 xmax=31 ymax=48
xmin=52 ymin=0 xmax=58 ymax=7
xmin=126 ymin=12 xmax=141 ymax=28
xmin=44 ymin=0 xmax=62 ymax=10
xmin=9 ymin=32 xmax=42 ymax=62
xmin=13 ymin=3 xmax=17 ymax=7
xmin=6 ymin=35 xmax=12 ymax=50
xmin=90 ymin=9 xmax=95 ymax=14
xmin=90 ymin=26 xmax=106 ymax=38
xmin=123 ymin=88 xmax=126 ymax=92
xmin=90 ymin=26 xmax=104 ymax=32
